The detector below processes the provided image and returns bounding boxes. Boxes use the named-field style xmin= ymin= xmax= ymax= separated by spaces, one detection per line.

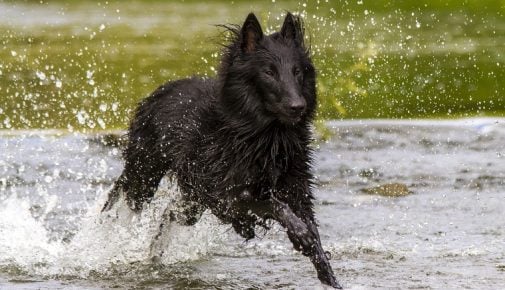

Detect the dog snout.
xmin=288 ymin=98 xmax=306 ymax=116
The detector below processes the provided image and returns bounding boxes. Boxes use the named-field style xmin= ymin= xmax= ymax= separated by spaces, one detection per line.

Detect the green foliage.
xmin=0 ymin=0 xmax=504 ymax=130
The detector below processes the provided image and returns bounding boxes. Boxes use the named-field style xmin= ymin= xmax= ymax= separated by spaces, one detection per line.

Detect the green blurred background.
xmin=1 ymin=0 xmax=504 ymax=131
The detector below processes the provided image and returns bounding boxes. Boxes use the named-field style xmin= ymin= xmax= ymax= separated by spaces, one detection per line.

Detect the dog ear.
xmin=281 ymin=12 xmax=304 ymax=47
xmin=241 ymin=13 xmax=263 ymax=53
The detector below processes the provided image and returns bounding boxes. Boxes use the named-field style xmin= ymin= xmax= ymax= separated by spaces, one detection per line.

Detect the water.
xmin=1 ymin=118 xmax=504 ymax=289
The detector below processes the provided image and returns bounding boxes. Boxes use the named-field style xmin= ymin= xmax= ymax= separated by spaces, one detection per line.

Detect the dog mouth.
xmin=263 ymin=101 xmax=305 ymax=125
xmin=279 ymin=111 xmax=304 ymax=125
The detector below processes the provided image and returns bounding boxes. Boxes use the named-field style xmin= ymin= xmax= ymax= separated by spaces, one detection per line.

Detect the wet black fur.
xmin=103 ymin=12 xmax=341 ymax=288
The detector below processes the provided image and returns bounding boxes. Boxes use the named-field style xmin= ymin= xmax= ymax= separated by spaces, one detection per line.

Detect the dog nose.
xmin=289 ymin=100 xmax=306 ymax=115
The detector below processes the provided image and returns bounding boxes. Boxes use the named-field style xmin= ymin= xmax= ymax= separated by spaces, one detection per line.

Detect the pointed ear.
xmin=241 ymin=13 xmax=263 ymax=53
xmin=281 ymin=12 xmax=304 ymax=47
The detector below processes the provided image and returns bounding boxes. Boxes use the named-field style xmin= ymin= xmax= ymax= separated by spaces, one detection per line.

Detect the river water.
xmin=0 ymin=119 xmax=504 ymax=289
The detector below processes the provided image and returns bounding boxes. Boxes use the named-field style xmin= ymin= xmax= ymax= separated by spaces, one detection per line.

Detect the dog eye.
xmin=293 ymin=67 xmax=301 ymax=76
xmin=265 ymin=70 xmax=275 ymax=76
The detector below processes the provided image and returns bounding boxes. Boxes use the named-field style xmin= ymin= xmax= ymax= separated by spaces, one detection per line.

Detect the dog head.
xmin=220 ymin=12 xmax=316 ymax=126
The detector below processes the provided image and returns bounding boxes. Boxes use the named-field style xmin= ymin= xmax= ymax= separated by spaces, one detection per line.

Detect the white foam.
xmin=0 ymin=182 xmax=230 ymax=278
xmin=0 ymin=195 xmax=63 ymax=272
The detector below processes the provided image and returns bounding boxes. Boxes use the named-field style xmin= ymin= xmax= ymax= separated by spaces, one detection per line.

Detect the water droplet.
xmin=36 ymin=71 xmax=46 ymax=80
xmin=3 ymin=117 xmax=11 ymax=128
xmin=86 ymin=70 xmax=94 ymax=79
xmin=97 ymin=118 xmax=106 ymax=129
xmin=76 ymin=110 xmax=88 ymax=125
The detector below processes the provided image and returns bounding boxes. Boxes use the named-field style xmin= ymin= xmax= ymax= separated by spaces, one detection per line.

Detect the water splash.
xmin=0 ymin=195 xmax=63 ymax=274
xmin=0 ymin=181 xmax=229 ymax=279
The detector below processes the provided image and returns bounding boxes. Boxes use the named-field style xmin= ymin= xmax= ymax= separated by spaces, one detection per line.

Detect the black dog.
xmin=103 ymin=12 xmax=341 ymax=288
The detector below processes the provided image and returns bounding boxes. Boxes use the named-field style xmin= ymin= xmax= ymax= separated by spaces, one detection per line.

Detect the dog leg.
xmin=102 ymin=166 xmax=166 ymax=212
xmin=247 ymin=197 xmax=342 ymax=289
xmin=102 ymin=143 xmax=169 ymax=212
xmin=102 ymin=181 xmax=123 ymax=212
xmin=304 ymin=219 xmax=342 ymax=289
xmin=149 ymin=206 xmax=175 ymax=262
xmin=173 ymin=201 xmax=205 ymax=226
